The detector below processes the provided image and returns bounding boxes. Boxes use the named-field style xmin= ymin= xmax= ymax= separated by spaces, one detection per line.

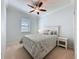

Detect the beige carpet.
xmin=5 ymin=43 xmax=75 ymax=59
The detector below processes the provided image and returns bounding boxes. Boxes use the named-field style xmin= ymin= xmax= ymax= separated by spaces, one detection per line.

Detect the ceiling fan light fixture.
xmin=35 ymin=9 xmax=39 ymax=12
xmin=34 ymin=7 xmax=40 ymax=12
xmin=27 ymin=0 xmax=47 ymax=15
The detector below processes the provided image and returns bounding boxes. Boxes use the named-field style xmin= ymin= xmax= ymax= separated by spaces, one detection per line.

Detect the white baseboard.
xmin=6 ymin=40 xmax=20 ymax=47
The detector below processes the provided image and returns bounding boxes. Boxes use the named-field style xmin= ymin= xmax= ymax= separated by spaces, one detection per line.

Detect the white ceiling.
xmin=6 ymin=0 xmax=74 ymax=15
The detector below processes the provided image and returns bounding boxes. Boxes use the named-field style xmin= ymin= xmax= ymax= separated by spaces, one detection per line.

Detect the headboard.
xmin=39 ymin=26 xmax=60 ymax=36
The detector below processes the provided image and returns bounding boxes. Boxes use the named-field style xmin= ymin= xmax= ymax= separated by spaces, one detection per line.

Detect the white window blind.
xmin=21 ymin=18 xmax=30 ymax=32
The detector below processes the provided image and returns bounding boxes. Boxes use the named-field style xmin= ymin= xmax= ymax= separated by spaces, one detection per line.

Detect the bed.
xmin=21 ymin=26 xmax=60 ymax=59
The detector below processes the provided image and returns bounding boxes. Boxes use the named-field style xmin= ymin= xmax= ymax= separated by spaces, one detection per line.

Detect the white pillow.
xmin=38 ymin=29 xmax=50 ymax=35
xmin=42 ymin=30 xmax=50 ymax=35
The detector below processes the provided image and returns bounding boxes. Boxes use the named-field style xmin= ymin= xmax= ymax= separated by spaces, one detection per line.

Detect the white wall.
xmin=6 ymin=6 xmax=39 ymax=45
xmin=39 ymin=5 xmax=75 ymax=48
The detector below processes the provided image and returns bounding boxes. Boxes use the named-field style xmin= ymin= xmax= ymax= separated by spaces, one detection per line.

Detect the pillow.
xmin=39 ymin=29 xmax=57 ymax=35
xmin=54 ymin=31 xmax=57 ymax=35
xmin=43 ymin=30 xmax=50 ymax=35
xmin=50 ymin=31 xmax=54 ymax=35
xmin=49 ymin=30 xmax=57 ymax=35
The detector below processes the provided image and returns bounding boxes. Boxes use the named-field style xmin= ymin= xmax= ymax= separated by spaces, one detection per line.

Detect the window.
xmin=21 ymin=18 xmax=30 ymax=32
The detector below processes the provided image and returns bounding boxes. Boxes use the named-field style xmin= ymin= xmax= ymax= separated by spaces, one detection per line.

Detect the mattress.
xmin=21 ymin=34 xmax=57 ymax=59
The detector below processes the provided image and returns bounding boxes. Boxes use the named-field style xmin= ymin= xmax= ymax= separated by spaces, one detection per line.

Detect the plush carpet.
xmin=5 ymin=43 xmax=75 ymax=59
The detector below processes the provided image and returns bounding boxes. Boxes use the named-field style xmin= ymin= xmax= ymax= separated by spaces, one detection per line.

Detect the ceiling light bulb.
xmin=35 ymin=9 xmax=39 ymax=12
xmin=35 ymin=7 xmax=39 ymax=12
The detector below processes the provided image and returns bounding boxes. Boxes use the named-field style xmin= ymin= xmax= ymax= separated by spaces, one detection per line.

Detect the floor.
xmin=5 ymin=42 xmax=75 ymax=59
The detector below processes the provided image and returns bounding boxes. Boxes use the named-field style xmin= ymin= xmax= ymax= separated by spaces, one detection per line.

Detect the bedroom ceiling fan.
xmin=27 ymin=0 xmax=47 ymax=15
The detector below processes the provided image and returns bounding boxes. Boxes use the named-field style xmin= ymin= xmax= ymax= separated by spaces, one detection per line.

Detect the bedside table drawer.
xmin=59 ymin=41 xmax=65 ymax=45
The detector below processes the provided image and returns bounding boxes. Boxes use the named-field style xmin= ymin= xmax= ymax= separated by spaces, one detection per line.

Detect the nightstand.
xmin=57 ymin=37 xmax=68 ymax=50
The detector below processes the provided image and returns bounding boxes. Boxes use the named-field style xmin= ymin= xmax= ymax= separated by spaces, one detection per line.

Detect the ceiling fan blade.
xmin=37 ymin=12 xmax=39 ymax=14
xmin=27 ymin=4 xmax=34 ymax=8
xmin=39 ymin=2 xmax=43 ymax=7
xmin=39 ymin=9 xmax=47 ymax=11
xmin=29 ymin=10 xmax=35 ymax=13
xmin=35 ymin=1 xmax=39 ymax=6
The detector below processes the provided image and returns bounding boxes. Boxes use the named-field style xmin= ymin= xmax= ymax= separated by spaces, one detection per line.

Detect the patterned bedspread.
xmin=21 ymin=34 xmax=57 ymax=59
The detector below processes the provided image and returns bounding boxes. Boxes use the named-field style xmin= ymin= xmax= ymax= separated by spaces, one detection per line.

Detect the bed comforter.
xmin=21 ymin=34 xmax=57 ymax=59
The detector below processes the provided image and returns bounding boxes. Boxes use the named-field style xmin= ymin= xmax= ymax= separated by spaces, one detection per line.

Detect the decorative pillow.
xmin=49 ymin=30 xmax=57 ymax=35
xmin=50 ymin=31 xmax=54 ymax=35
xmin=54 ymin=31 xmax=57 ymax=35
